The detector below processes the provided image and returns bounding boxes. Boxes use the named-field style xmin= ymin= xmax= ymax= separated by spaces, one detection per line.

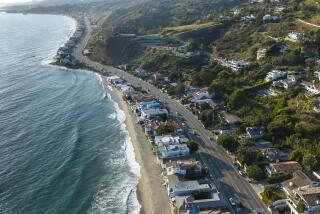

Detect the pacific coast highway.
xmin=72 ymin=14 xmax=269 ymax=214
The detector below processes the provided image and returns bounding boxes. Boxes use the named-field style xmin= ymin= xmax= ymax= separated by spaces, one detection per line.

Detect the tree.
xmin=198 ymin=109 xmax=214 ymax=127
xmin=236 ymin=148 xmax=263 ymax=165
xmin=246 ymin=165 xmax=266 ymax=181
xmin=186 ymin=140 xmax=199 ymax=154
xmin=303 ymin=153 xmax=318 ymax=172
xmin=156 ymin=124 xmax=172 ymax=135
xmin=217 ymin=136 xmax=239 ymax=153
xmin=267 ymin=174 xmax=293 ymax=184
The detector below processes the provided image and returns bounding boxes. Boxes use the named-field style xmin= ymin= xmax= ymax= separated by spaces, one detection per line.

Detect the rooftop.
xmin=270 ymin=161 xmax=302 ymax=172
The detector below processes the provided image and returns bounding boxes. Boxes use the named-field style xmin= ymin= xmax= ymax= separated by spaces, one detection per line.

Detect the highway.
xmin=73 ymin=15 xmax=269 ymax=214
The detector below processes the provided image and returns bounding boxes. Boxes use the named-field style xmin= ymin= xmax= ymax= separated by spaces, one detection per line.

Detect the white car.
xmin=229 ymin=197 xmax=236 ymax=206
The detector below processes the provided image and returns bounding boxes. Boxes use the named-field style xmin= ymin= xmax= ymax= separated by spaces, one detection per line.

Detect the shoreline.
xmin=102 ymin=78 xmax=172 ymax=214
xmin=43 ymin=12 xmax=171 ymax=213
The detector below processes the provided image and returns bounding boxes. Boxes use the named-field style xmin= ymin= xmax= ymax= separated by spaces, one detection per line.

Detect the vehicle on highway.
xmin=229 ymin=197 xmax=236 ymax=206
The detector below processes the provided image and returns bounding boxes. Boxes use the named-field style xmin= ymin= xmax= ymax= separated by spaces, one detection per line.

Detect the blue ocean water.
xmin=0 ymin=13 xmax=140 ymax=214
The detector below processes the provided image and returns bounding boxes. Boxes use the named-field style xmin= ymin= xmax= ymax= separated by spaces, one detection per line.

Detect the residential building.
xmin=169 ymin=180 xmax=211 ymax=196
xmin=283 ymin=75 xmax=297 ymax=89
xmin=265 ymin=148 xmax=291 ymax=162
xmin=165 ymin=160 xmax=201 ymax=176
xmin=246 ymin=126 xmax=265 ymax=139
xmin=287 ymin=32 xmax=305 ymax=42
xmin=223 ymin=113 xmax=242 ymax=125
xmin=134 ymin=67 xmax=146 ymax=76
xmin=158 ymin=144 xmax=190 ymax=159
xmin=301 ymin=81 xmax=320 ymax=95
xmin=257 ymin=47 xmax=267 ymax=60
xmin=314 ymin=71 xmax=320 ymax=80
xmin=140 ymin=108 xmax=168 ymax=119
xmin=314 ymin=99 xmax=320 ymax=113
xmin=176 ymin=193 xmax=228 ymax=213
xmin=266 ymin=161 xmax=302 ymax=176
xmin=266 ymin=70 xmax=287 ymax=81
xmin=263 ymin=14 xmax=281 ymax=21
xmin=283 ymin=171 xmax=313 ymax=196
xmin=190 ymin=87 xmax=213 ymax=104
xmin=241 ymin=14 xmax=256 ymax=21
xmin=155 ymin=135 xmax=180 ymax=146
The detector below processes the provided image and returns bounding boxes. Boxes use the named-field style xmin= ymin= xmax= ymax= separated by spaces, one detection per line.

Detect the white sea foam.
xmin=91 ymin=77 xmax=141 ymax=214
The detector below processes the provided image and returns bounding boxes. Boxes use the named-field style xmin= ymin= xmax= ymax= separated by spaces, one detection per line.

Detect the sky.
xmin=0 ymin=0 xmax=33 ymax=4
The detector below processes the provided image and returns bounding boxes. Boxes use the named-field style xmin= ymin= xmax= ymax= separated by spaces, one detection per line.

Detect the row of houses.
xmin=266 ymin=163 xmax=320 ymax=214
xmin=55 ymin=14 xmax=85 ymax=67
xmin=107 ymin=75 xmax=230 ymax=214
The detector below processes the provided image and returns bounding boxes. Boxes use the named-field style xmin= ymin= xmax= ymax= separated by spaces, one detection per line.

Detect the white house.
xmin=287 ymin=32 xmax=305 ymax=42
xmin=155 ymin=135 xmax=180 ymax=146
xmin=257 ymin=47 xmax=267 ymax=60
xmin=165 ymin=160 xmax=201 ymax=176
xmin=266 ymin=70 xmax=287 ymax=81
xmin=314 ymin=71 xmax=320 ymax=80
xmin=140 ymin=108 xmax=169 ymax=119
xmin=263 ymin=14 xmax=281 ymax=21
xmin=134 ymin=67 xmax=146 ymax=76
xmin=241 ymin=14 xmax=256 ymax=21
xmin=169 ymin=180 xmax=211 ymax=196
xmin=159 ymin=144 xmax=189 ymax=159
xmin=190 ymin=88 xmax=213 ymax=104
xmin=251 ymin=0 xmax=264 ymax=3
xmin=301 ymin=81 xmax=320 ymax=95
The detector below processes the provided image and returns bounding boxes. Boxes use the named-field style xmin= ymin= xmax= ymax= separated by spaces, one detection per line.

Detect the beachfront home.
xmin=158 ymin=144 xmax=190 ymax=159
xmin=169 ymin=180 xmax=211 ymax=196
xmin=165 ymin=160 xmax=201 ymax=176
xmin=246 ymin=126 xmax=265 ymax=139
xmin=137 ymin=101 xmax=168 ymax=119
xmin=266 ymin=70 xmax=286 ymax=81
xmin=176 ymin=192 xmax=228 ymax=213
xmin=155 ymin=135 xmax=180 ymax=146
xmin=140 ymin=108 xmax=168 ymax=119
xmin=301 ymin=81 xmax=320 ymax=95
xmin=265 ymin=161 xmax=302 ymax=176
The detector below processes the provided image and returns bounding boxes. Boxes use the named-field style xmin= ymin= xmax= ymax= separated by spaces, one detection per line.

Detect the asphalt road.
xmin=73 ymin=15 xmax=269 ymax=214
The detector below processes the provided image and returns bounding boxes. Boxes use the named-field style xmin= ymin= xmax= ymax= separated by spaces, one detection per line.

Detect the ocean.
xmin=0 ymin=13 xmax=140 ymax=214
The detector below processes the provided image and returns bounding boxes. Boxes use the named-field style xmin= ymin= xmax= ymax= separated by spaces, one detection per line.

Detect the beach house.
xmin=165 ymin=160 xmax=201 ymax=176
xmin=158 ymin=144 xmax=190 ymax=159
xmin=176 ymin=192 xmax=228 ymax=213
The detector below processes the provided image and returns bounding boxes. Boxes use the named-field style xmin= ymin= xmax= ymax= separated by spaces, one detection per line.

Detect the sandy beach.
xmin=103 ymin=79 xmax=172 ymax=214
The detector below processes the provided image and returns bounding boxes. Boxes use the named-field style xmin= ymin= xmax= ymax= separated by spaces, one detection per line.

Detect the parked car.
xmin=229 ymin=197 xmax=236 ymax=206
